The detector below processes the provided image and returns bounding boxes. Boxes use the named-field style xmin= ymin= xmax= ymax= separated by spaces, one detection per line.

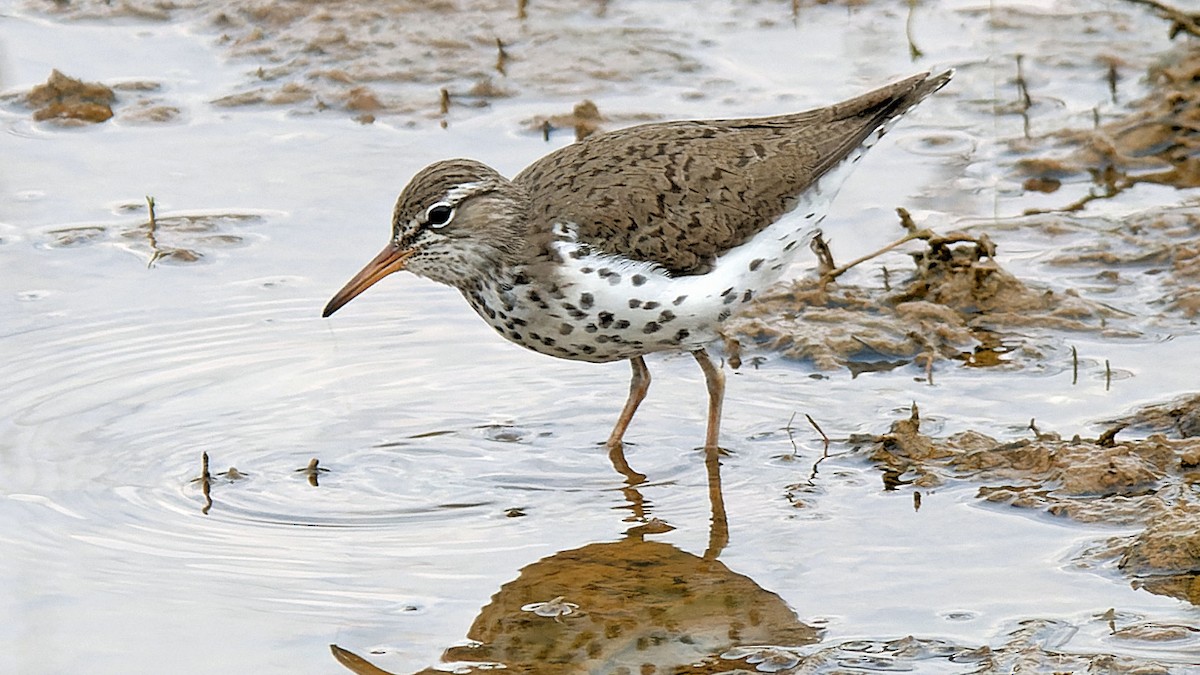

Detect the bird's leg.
xmin=606 ymin=356 xmax=651 ymax=484
xmin=691 ymin=348 xmax=725 ymax=451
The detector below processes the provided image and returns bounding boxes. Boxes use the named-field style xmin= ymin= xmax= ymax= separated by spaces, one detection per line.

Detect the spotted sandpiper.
xmin=323 ymin=70 xmax=952 ymax=455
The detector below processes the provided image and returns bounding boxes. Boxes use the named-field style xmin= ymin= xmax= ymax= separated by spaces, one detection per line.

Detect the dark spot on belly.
xmin=742 ymin=290 xmax=753 ymax=303
xmin=674 ymin=328 xmax=690 ymax=341
xmin=559 ymin=323 xmax=575 ymax=335
xmin=585 ymin=323 xmax=598 ymax=333
xmin=723 ymin=292 xmax=737 ymax=305
xmin=717 ymin=309 xmax=731 ymax=321
xmin=642 ymin=321 xmax=661 ymax=334
xmin=579 ymin=292 xmax=594 ymax=309
xmin=720 ymin=287 xmax=734 ymax=297
xmin=643 ymin=301 xmax=660 ymax=310
xmin=628 ymin=298 xmax=642 ymax=308
xmin=614 ymin=319 xmax=630 ymax=329
xmin=749 ymin=258 xmax=764 ymax=271
xmin=631 ymin=274 xmax=647 ymax=286
xmin=784 ymin=241 xmax=797 ymax=251
xmin=596 ymin=335 xmax=610 ymax=344
xmin=659 ymin=310 xmax=675 ymax=322
xmin=579 ymin=267 xmax=594 ymax=274
xmin=598 ymin=312 xmax=614 ymax=328
xmin=673 ymin=295 xmax=688 ymax=305
xmin=579 ymin=344 xmax=596 ymax=354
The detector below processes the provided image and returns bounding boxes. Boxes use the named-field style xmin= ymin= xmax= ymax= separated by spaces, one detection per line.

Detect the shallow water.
xmin=3 ymin=0 xmax=1200 ymax=673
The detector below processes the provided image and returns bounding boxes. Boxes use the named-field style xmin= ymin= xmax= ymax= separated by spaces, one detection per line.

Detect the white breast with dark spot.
xmin=462 ymin=154 xmax=864 ymax=363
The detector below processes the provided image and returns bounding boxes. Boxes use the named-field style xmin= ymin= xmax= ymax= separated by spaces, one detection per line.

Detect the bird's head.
xmin=323 ymin=159 xmax=528 ymax=317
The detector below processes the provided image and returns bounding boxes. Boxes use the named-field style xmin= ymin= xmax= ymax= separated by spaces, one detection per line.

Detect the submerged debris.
xmin=1044 ymin=209 xmax=1200 ymax=319
xmin=44 ymin=207 xmax=264 ymax=266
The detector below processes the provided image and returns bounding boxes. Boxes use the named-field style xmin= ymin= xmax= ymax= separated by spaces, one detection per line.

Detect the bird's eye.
xmin=426 ymin=203 xmax=455 ymax=228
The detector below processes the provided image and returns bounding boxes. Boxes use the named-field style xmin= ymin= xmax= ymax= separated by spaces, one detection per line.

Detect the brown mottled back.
xmin=515 ymin=71 xmax=950 ymax=276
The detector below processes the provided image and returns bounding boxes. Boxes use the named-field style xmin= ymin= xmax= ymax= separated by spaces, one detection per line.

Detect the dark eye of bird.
xmin=426 ymin=204 xmax=454 ymax=227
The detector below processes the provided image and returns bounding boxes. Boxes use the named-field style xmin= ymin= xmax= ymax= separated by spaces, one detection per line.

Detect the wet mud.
xmin=856 ymin=401 xmax=1200 ymax=608
xmin=34 ymin=0 xmax=715 ymax=123
xmin=1017 ymin=43 xmax=1200 ymax=205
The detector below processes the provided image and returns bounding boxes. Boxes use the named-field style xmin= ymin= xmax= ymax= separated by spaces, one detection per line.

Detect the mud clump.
xmin=1107 ymin=392 xmax=1200 ymax=438
xmin=25 ymin=70 xmax=115 ymax=124
xmin=854 ymin=402 xmax=1200 ymax=605
xmin=1120 ymin=505 xmax=1200 ymax=605
xmin=6 ymin=70 xmax=183 ymax=126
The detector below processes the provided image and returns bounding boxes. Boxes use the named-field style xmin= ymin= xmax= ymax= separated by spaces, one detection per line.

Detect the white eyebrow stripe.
xmin=443 ymin=181 xmax=489 ymax=204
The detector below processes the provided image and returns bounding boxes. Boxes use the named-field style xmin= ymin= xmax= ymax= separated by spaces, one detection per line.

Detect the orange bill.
xmin=322 ymin=243 xmax=415 ymax=317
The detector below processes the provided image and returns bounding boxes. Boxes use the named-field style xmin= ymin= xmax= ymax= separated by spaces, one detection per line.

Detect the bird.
xmin=323 ymin=70 xmax=952 ymax=456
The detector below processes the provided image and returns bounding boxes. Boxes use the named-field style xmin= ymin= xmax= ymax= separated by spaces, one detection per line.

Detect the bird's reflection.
xmin=332 ymin=446 xmax=818 ymax=674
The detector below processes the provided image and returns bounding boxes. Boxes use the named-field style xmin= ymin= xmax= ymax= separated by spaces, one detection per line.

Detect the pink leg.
xmin=691 ymin=348 xmax=725 ymax=451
